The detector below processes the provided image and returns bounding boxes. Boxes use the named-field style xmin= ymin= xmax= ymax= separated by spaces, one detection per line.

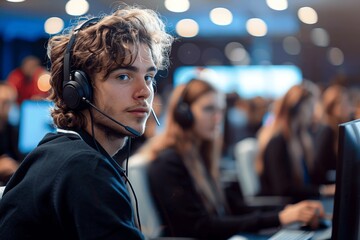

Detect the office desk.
xmin=231 ymin=197 xmax=334 ymax=240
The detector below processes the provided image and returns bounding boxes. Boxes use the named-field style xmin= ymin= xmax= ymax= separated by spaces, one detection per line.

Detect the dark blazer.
xmin=260 ymin=133 xmax=320 ymax=202
xmin=312 ymin=124 xmax=337 ymax=185
xmin=148 ymin=148 xmax=281 ymax=240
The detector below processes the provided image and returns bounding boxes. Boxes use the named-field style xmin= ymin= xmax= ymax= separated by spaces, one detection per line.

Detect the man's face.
xmin=92 ymin=43 xmax=156 ymax=138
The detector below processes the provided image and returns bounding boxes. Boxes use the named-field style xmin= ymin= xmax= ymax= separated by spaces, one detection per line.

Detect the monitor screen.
xmin=331 ymin=119 xmax=360 ymax=240
xmin=173 ymin=65 xmax=303 ymax=99
xmin=18 ymin=100 xmax=56 ymax=155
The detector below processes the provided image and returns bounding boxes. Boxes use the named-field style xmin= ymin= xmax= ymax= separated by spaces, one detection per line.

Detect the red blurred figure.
xmin=6 ymin=55 xmax=48 ymax=104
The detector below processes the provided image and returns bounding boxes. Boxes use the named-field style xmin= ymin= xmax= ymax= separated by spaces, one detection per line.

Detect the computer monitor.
xmin=18 ymin=100 xmax=56 ymax=155
xmin=331 ymin=119 xmax=360 ymax=240
xmin=173 ymin=65 xmax=303 ymax=99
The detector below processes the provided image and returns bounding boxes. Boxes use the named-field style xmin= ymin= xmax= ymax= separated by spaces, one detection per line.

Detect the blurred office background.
xmin=1 ymin=0 xmax=360 ymax=165
xmin=1 ymin=0 xmax=360 ymax=87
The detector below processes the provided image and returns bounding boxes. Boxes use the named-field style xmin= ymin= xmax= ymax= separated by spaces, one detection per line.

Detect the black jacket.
xmin=0 ymin=129 xmax=144 ymax=240
xmin=260 ymin=133 xmax=320 ymax=202
xmin=148 ymin=148 xmax=280 ymax=240
xmin=312 ymin=124 xmax=337 ymax=185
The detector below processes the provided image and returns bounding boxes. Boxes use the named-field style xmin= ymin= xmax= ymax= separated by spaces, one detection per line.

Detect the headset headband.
xmin=63 ymin=17 xmax=101 ymax=87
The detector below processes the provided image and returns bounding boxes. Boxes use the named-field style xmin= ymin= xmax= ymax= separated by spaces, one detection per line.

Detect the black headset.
xmin=173 ymin=80 xmax=195 ymax=129
xmin=62 ymin=17 xmax=101 ymax=111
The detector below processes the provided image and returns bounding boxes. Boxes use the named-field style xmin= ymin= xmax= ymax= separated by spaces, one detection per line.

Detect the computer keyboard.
xmin=269 ymin=229 xmax=314 ymax=240
xmin=313 ymin=226 xmax=332 ymax=240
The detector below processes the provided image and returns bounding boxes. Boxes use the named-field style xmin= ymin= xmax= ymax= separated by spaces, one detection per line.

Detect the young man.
xmin=0 ymin=5 xmax=173 ymax=240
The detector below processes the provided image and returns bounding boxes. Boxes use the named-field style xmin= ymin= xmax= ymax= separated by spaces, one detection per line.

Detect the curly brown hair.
xmin=47 ymin=5 xmax=174 ymax=129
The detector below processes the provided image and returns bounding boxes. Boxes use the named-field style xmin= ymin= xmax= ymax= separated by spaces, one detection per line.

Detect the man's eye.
xmin=145 ymin=75 xmax=155 ymax=82
xmin=117 ymin=74 xmax=130 ymax=81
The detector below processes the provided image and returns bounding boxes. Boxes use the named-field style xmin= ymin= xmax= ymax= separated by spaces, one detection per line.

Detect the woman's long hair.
xmin=256 ymin=84 xmax=315 ymax=184
xmin=321 ymin=84 xmax=352 ymax=156
xmin=140 ymin=79 xmax=226 ymax=214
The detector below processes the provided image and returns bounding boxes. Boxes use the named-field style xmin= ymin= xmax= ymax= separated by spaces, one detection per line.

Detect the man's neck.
xmin=83 ymin=125 xmax=127 ymax=157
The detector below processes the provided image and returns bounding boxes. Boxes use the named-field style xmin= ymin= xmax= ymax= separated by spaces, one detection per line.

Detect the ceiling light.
xmin=283 ymin=36 xmax=301 ymax=55
xmin=224 ymin=42 xmax=251 ymax=65
xmin=225 ymin=42 xmax=247 ymax=61
xmin=298 ymin=7 xmax=318 ymax=24
xmin=246 ymin=18 xmax=267 ymax=37
xmin=310 ymin=28 xmax=330 ymax=47
xmin=177 ymin=43 xmax=201 ymax=64
xmin=65 ymin=0 xmax=89 ymax=16
xmin=176 ymin=19 xmax=199 ymax=38
xmin=37 ymin=72 xmax=51 ymax=92
xmin=210 ymin=8 xmax=233 ymax=26
xmin=44 ymin=17 xmax=64 ymax=35
xmin=266 ymin=0 xmax=288 ymax=11
xmin=328 ymin=48 xmax=344 ymax=66
xmin=164 ymin=0 xmax=190 ymax=13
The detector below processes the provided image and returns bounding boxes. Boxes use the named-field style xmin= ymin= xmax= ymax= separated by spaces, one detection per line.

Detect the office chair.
xmin=234 ymin=137 xmax=289 ymax=207
xmin=0 ymin=186 xmax=5 ymax=200
xmin=126 ymin=154 xmax=164 ymax=239
xmin=234 ymin=137 xmax=260 ymax=198
xmin=127 ymin=154 xmax=198 ymax=240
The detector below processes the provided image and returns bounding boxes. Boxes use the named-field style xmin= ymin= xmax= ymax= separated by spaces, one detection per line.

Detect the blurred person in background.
xmin=256 ymin=84 xmax=335 ymax=203
xmin=312 ymin=84 xmax=353 ymax=185
xmin=350 ymin=87 xmax=360 ymax=120
xmin=133 ymin=79 xmax=326 ymax=240
xmin=0 ymin=82 xmax=20 ymax=185
xmin=6 ymin=55 xmax=49 ymax=104
xmin=222 ymin=92 xmax=250 ymax=159
xmin=246 ymin=96 xmax=269 ymax=138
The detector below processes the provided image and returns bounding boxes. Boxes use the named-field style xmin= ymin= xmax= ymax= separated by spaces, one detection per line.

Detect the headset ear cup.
xmin=173 ymin=101 xmax=194 ymax=129
xmin=62 ymin=70 xmax=92 ymax=110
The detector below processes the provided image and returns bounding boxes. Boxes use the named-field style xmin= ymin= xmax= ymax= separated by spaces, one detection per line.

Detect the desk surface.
xmin=232 ymin=197 xmax=334 ymax=240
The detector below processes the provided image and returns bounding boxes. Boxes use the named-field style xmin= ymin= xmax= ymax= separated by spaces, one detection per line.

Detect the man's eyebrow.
xmin=111 ymin=65 xmax=157 ymax=73
xmin=147 ymin=66 xmax=158 ymax=72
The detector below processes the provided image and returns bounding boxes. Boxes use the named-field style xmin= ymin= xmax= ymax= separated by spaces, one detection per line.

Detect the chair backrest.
xmin=126 ymin=154 xmax=164 ymax=239
xmin=0 ymin=186 xmax=5 ymax=200
xmin=234 ymin=137 xmax=260 ymax=197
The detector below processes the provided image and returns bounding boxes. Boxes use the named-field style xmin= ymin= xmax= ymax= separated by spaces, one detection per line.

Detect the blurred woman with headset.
xmin=312 ymin=84 xmax=353 ymax=185
xmin=134 ymin=79 xmax=325 ymax=240
xmin=256 ymin=84 xmax=335 ymax=203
